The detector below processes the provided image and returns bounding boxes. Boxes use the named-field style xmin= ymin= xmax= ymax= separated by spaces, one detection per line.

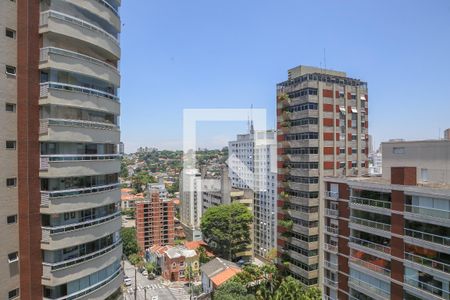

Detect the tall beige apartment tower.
xmin=1 ymin=0 xmax=123 ymax=299
xmin=276 ymin=65 xmax=369 ymax=286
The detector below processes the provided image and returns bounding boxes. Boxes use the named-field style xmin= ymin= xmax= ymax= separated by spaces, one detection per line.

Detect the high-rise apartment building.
xmin=228 ymin=129 xmax=277 ymax=259
xmin=323 ymin=139 xmax=450 ymax=300
xmin=180 ymin=168 xmax=203 ymax=241
xmin=0 ymin=1 xmax=123 ymax=298
xmin=277 ymin=65 xmax=369 ymax=285
xmin=136 ymin=184 xmax=175 ymax=250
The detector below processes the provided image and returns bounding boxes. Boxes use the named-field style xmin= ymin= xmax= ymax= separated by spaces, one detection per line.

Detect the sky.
xmin=119 ymin=0 xmax=450 ymax=152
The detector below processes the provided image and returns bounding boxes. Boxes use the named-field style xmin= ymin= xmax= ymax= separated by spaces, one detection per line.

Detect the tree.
xmin=120 ymin=160 xmax=129 ymax=178
xmin=145 ymin=261 xmax=157 ymax=274
xmin=131 ymin=170 xmax=156 ymax=193
xmin=121 ymin=227 xmax=139 ymax=257
xmin=201 ymin=202 xmax=253 ymax=261
xmin=214 ymin=281 xmax=255 ymax=300
xmin=272 ymin=276 xmax=321 ymax=300
xmin=197 ymin=246 xmax=210 ymax=264
xmin=129 ymin=253 xmax=144 ymax=267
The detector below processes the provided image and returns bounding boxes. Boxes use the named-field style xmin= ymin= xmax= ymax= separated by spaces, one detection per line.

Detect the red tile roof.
xmin=211 ymin=267 xmax=241 ymax=287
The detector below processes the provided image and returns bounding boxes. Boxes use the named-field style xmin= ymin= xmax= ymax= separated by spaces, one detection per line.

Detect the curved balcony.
xmin=39 ymin=118 xmax=120 ymax=144
xmin=40 ymin=183 xmax=120 ymax=213
xmin=40 ymin=10 xmax=120 ymax=59
xmin=40 ymin=82 xmax=119 ymax=115
xmin=65 ymin=0 xmax=121 ymax=32
xmin=42 ymin=212 xmax=121 ymax=249
xmin=40 ymin=154 xmax=120 ymax=177
xmin=42 ymin=243 xmax=122 ymax=286
xmin=40 ymin=47 xmax=120 ymax=86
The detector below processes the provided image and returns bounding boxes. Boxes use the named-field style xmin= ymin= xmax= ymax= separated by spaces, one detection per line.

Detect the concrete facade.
xmin=180 ymin=168 xmax=203 ymax=241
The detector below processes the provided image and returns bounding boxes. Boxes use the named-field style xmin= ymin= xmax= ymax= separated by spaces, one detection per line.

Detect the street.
xmin=123 ymin=260 xmax=191 ymax=300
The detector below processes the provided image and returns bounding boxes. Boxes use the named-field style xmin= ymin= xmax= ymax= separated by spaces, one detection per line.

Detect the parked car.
xmin=124 ymin=278 xmax=132 ymax=286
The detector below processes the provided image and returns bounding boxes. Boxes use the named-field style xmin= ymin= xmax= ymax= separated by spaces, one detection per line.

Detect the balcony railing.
xmin=349 ymin=256 xmax=391 ymax=276
xmin=349 ymin=236 xmax=391 ymax=254
xmin=42 ymin=211 xmax=121 ymax=238
xmin=350 ymin=196 xmax=391 ymax=210
xmin=405 ymin=204 xmax=450 ymax=220
xmin=43 ymin=240 xmax=121 ymax=271
xmin=41 ymin=183 xmax=120 ymax=204
xmin=324 ymin=191 xmax=339 ymax=200
xmin=348 ymin=277 xmax=390 ymax=299
xmin=323 ymin=278 xmax=338 ymax=288
xmin=40 ymin=47 xmax=118 ymax=72
xmin=404 ymin=228 xmax=450 ymax=247
xmin=405 ymin=252 xmax=450 ymax=274
xmin=324 ymin=226 xmax=339 ymax=235
xmin=325 ymin=208 xmax=339 ymax=218
xmin=324 ymin=260 xmax=338 ymax=271
xmin=96 ymin=0 xmax=119 ymax=16
xmin=40 ymin=154 xmax=120 ymax=171
xmin=324 ymin=243 xmax=338 ymax=253
xmin=404 ymin=276 xmax=449 ymax=299
xmin=43 ymin=267 xmax=121 ymax=300
xmin=40 ymin=82 xmax=119 ymax=101
xmin=39 ymin=10 xmax=119 ymax=45
xmin=40 ymin=118 xmax=119 ymax=134
xmin=350 ymin=216 xmax=391 ymax=232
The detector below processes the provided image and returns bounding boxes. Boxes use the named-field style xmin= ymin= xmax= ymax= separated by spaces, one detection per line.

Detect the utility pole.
xmin=144 ymin=287 xmax=147 ymax=300
xmin=134 ymin=267 xmax=137 ymax=300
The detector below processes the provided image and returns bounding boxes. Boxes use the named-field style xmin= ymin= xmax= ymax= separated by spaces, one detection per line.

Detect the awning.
xmin=360 ymin=95 xmax=366 ymax=100
xmin=351 ymin=107 xmax=358 ymax=113
xmin=339 ymin=106 xmax=346 ymax=113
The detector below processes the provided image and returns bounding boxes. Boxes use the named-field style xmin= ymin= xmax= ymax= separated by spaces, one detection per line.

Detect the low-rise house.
xmin=147 ymin=245 xmax=171 ymax=275
xmin=201 ymin=258 xmax=242 ymax=294
xmin=121 ymin=188 xmax=144 ymax=210
xmin=162 ymin=246 xmax=199 ymax=282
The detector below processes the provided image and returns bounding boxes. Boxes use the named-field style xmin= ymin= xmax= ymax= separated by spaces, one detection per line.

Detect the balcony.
xmin=325 ymin=191 xmax=339 ymax=200
xmin=40 ymin=154 xmax=120 ymax=177
xmin=323 ymin=278 xmax=338 ymax=289
xmin=405 ymin=252 xmax=449 ymax=276
xmin=324 ymin=226 xmax=339 ymax=236
xmin=348 ymin=277 xmax=390 ymax=300
xmin=42 ymin=241 xmax=122 ymax=286
xmin=349 ymin=217 xmax=391 ymax=238
xmin=405 ymin=205 xmax=450 ymax=225
xmin=349 ymin=236 xmax=391 ymax=255
xmin=404 ymin=277 xmax=449 ymax=300
xmin=75 ymin=0 xmax=121 ymax=31
xmin=43 ymin=267 xmax=122 ymax=300
xmin=324 ymin=260 xmax=338 ymax=271
xmin=39 ymin=118 xmax=120 ymax=144
xmin=404 ymin=228 xmax=450 ymax=252
xmin=324 ymin=242 xmax=338 ymax=253
xmin=349 ymin=196 xmax=391 ymax=215
xmin=41 ymin=212 xmax=121 ymax=249
xmin=286 ymin=168 xmax=319 ymax=178
xmin=349 ymin=256 xmax=390 ymax=276
xmin=39 ymin=10 xmax=120 ymax=59
xmin=40 ymin=47 xmax=120 ymax=85
xmin=40 ymin=183 xmax=120 ymax=213
xmin=325 ymin=208 xmax=339 ymax=218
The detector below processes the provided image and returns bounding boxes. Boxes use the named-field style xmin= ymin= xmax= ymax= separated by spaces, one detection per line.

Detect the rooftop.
xmin=200 ymin=257 xmax=241 ymax=279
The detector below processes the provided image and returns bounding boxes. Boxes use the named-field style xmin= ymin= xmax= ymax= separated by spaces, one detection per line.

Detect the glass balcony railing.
xmin=324 ymin=260 xmax=338 ymax=271
xmin=349 ymin=237 xmax=391 ymax=254
xmin=324 ymin=243 xmax=338 ymax=253
xmin=348 ymin=277 xmax=390 ymax=299
xmin=41 ymin=183 xmax=120 ymax=200
xmin=40 ymin=154 xmax=120 ymax=170
xmin=43 ymin=240 xmax=122 ymax=271
xmin=349 ymin=256 xmax=390 ymax=276
xmin=405 ymin=204 xmax=450 ymax=220
xmin=350 ymin=216 xmax=391 ymax=232
xmin=40 ymin=82 xmax=119 ymax=101
xmin=42 ymin=211 xmax=121 ymax=237
xmin=97 ymin=0 xmax=119 ymax=16
xmin=325 ymin=208 xmax=339 ymax=218
xmin=39 ymin=11 xmax=119 ymax=45
xmin=405 ymin=252 xmax=450 ymax=274
xmin=324 ymin=226 xmax=339 ymax=235
xmin=350 ymin=196 xmax=391 ymax=210
xmin=324 ymin=278 xmax=338 ymax=288
xmin=39 ymin=118 xmax=119 ymax=135
xmin=325 ymin=191 xmax=339 ymax=200
xmin=404 ymin=276 xmax=449 ymax=299
xmin=404 ymin=228 xmax=450 ymax=247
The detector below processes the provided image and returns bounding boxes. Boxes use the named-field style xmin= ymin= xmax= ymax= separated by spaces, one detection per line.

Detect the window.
xmin=5 ymin=65 xmax=16 ymax=76
xmin=8 ymin=288 xmax=19 ymax=300
xmin=5 ymin=103 xmax=16 ymax=112
xmin=352 ymin=149 xmax=357 ymax=154
xmin=339 ymin=148 xmax=345 ymax=154
xmin=5 ymin=28 xmax=16 ymax=39
xmin=6 ymin=178 xmax=16 ymax=187
xmin=393 ymin=147 xmax=405 ymax=154
xmin=352 ymin=161 xmax=357 ymax=168
xmin=340 ymin=162 xmax=346 ymax=168
xmin=7 ymin=215 xmax=17 ymax=224
xmin=351 ymin=134 xmax=357 ymax=141
xmin=8 ymin=252 xmax=18 ymax=263
xmin=6 ymin=141 xmax=16 ymax=149
xmin=421 ymin=168 xmax=429 ymax=182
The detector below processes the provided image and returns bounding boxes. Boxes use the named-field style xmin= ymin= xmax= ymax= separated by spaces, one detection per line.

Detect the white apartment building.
xmin=228 ymin=128 xmax=277 ymax=259
xmin=180 ymin=168 xmax=203 ymax=241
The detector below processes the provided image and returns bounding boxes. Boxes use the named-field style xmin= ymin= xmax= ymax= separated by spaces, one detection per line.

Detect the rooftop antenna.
xmin=250 ymin=104 xmax=254 ymax=134
xmin=323 ymin=48 xmax=327 ymax=71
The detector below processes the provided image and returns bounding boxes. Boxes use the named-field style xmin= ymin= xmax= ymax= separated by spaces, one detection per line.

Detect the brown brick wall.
xmin=323 ymin=89 xmax=333 ymax=98
xmin=390 ymin=236 xmax=404 ymax=259
xmin=17 ymin=1 xmax=42 ymax=298
xmin=391 ymin=167 xmax=417 ymax=185
xmin=391 ymin=190 xmax=404 ymax=212
xmin=391 ymin=282 xmax=403 ymax=300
